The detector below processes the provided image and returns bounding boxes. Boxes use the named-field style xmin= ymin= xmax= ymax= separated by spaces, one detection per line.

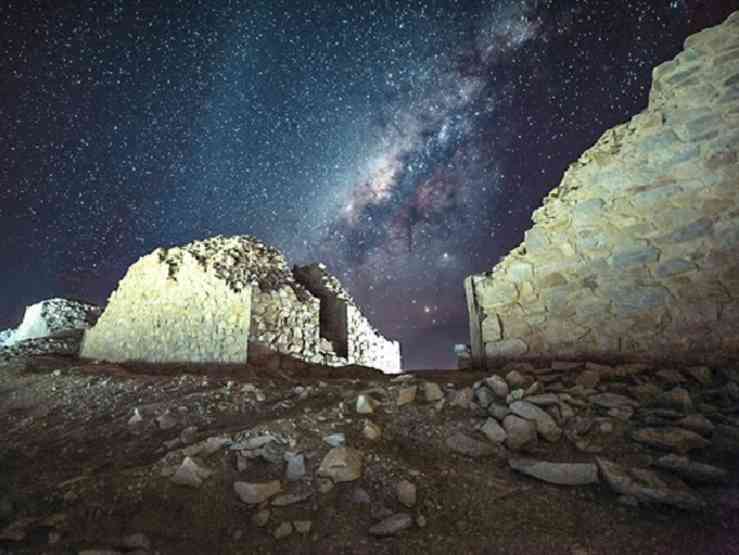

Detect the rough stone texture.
xmin=2 ymin=298 xmax=101 ymax=347
xmin=465 ymin=13 xmax=739 ymax=369
xmin=509 ymin=458 xmax=599 ymax=485
xmin=81 ymin=236 xmax=401 ymax=372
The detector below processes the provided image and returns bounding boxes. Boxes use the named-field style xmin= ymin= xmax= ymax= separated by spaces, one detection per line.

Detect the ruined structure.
xmin=465 ymin=12 xmax=739 ymax=369
xmin=81 ymin=236 xmax=401 ymax=373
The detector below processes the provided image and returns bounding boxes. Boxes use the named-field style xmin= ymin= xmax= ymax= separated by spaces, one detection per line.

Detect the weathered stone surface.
xmin=510 ymin=401 xmax=562 ymax=442
xmin=317 ymin=448 xmax=363 ymax=482
xmin=675 ymin=414 xmax=714 ymax=435
xmin=596 ymin=458 xmax=704 ymax=511
xmin=423 ymin=382 xmax=444 ymax=402
xmin=509 ymin=458 xmax=599 ymax=486
xmin=446 ymin=432 xmax=498 ymax=457
xmin=397 ymin=385 xmax=418 ymax=406
xmin=503 ymin=415 xmax=537 ymax=451
xmin=631 ymin=427 xmax=709 ymax=453
xmin=233 ymin=481 xmax=282 ymax=505
xmin=397 ymin=480 xmax=417 ymax=507
xmin=171 ymin=457 xmax=213 ymax=488
xmin=480 ymin=418 xmax=507 ymax=443
xmin=654 ymin=454 xmax=727 ymax=483
xmin=485 ymin=375 xmax=510 ymax=398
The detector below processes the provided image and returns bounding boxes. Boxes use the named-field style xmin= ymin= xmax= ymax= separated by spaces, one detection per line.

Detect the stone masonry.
xmin=81 ymin=236 xmax=401 ymax=372
xmin=465 ymin=12 xmax=739 ymax=369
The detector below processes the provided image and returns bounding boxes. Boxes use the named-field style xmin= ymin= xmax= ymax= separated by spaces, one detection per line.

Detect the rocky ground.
xmin=1 ymin=355 xmax=739 ymax=554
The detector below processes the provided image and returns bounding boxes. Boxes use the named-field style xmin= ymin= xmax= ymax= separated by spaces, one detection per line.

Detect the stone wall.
xmin=466 ymin=11 xmax=739 ymax=369
xmin=1 ymin=298 xmax=101 ymax=347
xmin=81 ymin=247 xmax=252 ymax=364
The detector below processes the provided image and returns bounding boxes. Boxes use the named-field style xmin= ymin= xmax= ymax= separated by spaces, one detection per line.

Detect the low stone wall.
xmin=466 ymin=11 xmax=739 ymax=369
xmin=347 ymin=305 xmax=402 ymax=373
xmin=81 ymin=249 xmax=251 ymax=364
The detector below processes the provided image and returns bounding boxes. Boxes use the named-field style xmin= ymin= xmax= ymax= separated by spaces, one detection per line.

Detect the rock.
xmin=509 ymin=458 xmax=599 ymax=485
xmin=252 ymin=510 xmax=270 ymax=527
xmin=686 ymin=366 xmax=712 ymax=385
xmin=363 ymin=420 xmax=382 ymax=441
xmin=285 ymin=453 xmax=306 ymax=481
xmin=121 ymin=533 xmax=151 ymax=550
xmin=450 ymin=387 xmax=474 ymax=408
xmin=575 ymin=370 xmax=600 ymax=388
xmin=271 ymin=491 xmax=312 ymax=506
xmin=78 ymin=550 xmax=123 ymax=555
xmin=596 ymin=458 xmax=704 ymax=511
xmin=659 ymin=387 xmax=693 ymax=412
xmin=416 ymin=515 xmax=427 ymax=528
xmin=475 ymin=387 xmax=495 ymax=408
xmin=524 ymin=381 xmax=540 ymax=396
xmin=524 ymin=393 xmax=559 ymax=406
xmin=480 ymin=418 xmax=507 ymax=443
xmin=128 ymin=408 xmax=144 ymax=427
xmin=503 ymin=415 xmax=537 ymax=451
xmin=589 ymin=393 xmax=639 ymax=409
xmin=656 ymin=369 xmax=686 ymax=384
xmin=654 ymin=454 xmax=727 ymax=483
xmin=397 ymin=480 xmax=417 ymax=507
xmin=631 ymin=427 xmax=709 ymax=453
xmin=607 ymin=406 xmax=634 ymax=421
xmin=631 ymin=384 xmax=663 ymax=403
xmin=356 ymin=394 xmax=375 ymax=414
xmin=156 ymin=411 xmax=178 ymax=431
xmin=273 ymin=521 xmax=293 ymax=540
xmin=509 ymin=401 xmax=562 ymax=442
xmin=323 ymin=433 xmax=345 ymax=447
xmin=352 ymin=487 xmax=371 ymax=504
xmin=233 ymin=481 xmax=282 ymax=505
xmin=505 ymin=370 xmax=526 ymax=388
xmin=171 ymin=457 xmax=213 ymax=488
xmin=506 ymin=389 xmax=525 ymax=404
xmin=317 ymin=447 xmax=363 ymax=482
xmin=488 ymin=403 xmax=511 ymax=420
xmin=369 ymin=513 xmax=413 ymax=536
xmin=318 ymin=478 xmax=334 ymax=494
xmin=552 ymin=361 xmax=582 ymax=371
xmin=423 ymin=382 xmax=444 ymax=402
xmin=293 ymin=520 xmax=312 ymax=534
xmin=397 ymin=385 xmax=417 ymax=406
xmin=485 ymin=375 xmax=510 ymax=398
xmin=180 ymin=426 xmax=198 ymax=444
xmin=446 ymin=432 xmax=498 ymax=457
xmin=675 ymin=414 xmax=714 ymax=435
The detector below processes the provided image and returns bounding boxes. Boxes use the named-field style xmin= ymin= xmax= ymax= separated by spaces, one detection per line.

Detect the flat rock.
xmin=631 ymin=427 xmax=709 ymax=453
xmin=675 ymin=414 xmax=714 ymax=435
xmin=480 ymin=418 xmax=507 ymax=443
xmin=656 ymin=369 xmax=686 ymax=384
xmin=397 ymin=385 xmax=417 ymax=406
xmin=171 ymin=457 xmax=213 ymax=488
xmin=423 ymin=382 xmax=444 ymax=402
xmin=323 ymin=433 xmax=346 ymax=447
xmin=285 ymin=453 xmax=306 ymax=481
xmin=509 ymin=401 xmax=562 ymax=442
xmin=317 ymin=447 xmax=363 ymax=482
xmin=503 ymin=415 xmax=537 ymax=451
xmin=575 ymin=370 xmax=600 ymax=388
xmin=156 ymin=411 xmax=178 ymax=431
xmin=686 ymin=366 xmax=712 ymax=385
xmin=233 ymin=481 xmax=282 ymax=505
xmin=273 ymin=521 xmax=293 ymax=540
xmin=596 ymin=458 xmax=704 ymax=511
xmin=485 ymin=375 xmax=510 ymax=398
xmin=509 ymin=458 xmax=599 ymax=485
xmin=369 ymin=513 xmax=413 ymax=537
xmin=446 ymin=432 xmax=498 ymax=457
xmin=589 ymin=393 xmax=638 ymax=409
xmin=654 ymin=454 xmax=727 ymax=484
xmin=271 ymin=491 xmax=312 ymax=506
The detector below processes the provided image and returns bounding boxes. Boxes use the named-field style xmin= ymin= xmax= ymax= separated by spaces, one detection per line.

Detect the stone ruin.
xmin=80 ymin=235 xmax=402 ymax=373
xmin=465 ymin=12 xmax=739 ymax=370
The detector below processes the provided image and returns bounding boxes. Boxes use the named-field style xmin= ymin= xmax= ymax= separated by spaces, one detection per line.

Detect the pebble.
xmin=323 ymin=433 xmax=346 ymax=447
xmin=397 ymin=385 xmax=418 ymax=406
xmin=356 ymin=394 xmax=375 ymax=414
xmin=397 ymin=480 xmax=417 ymax=507
xmin=294 ymin=520 xmax=312 ymax=534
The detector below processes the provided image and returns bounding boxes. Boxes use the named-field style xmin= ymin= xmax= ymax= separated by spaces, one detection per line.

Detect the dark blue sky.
xmin=1 ymin=1 xmax=735 ymax=368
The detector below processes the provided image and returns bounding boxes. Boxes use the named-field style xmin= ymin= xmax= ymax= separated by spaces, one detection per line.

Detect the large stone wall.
xmin=81 ymin=247 xmax=252 ymax=364
xmin=466 ymin=11 xmax=739 ymax=369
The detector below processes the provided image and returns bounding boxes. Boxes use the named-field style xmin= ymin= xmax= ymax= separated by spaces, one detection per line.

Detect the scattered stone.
xmin=352 ymin=487 xmax=371 ymax=504
xmin=505 ymin=370 xmax=526 ymax=388
xmin=488 ymin=402 xmax=511 ymax=420
xmin=660 ymin=387 xmax=693 ymax=412
xmin=273 ymin=521 xmax=293 ymax=540
xmin=180 ymin=426 xmax=198 ymax=445
xmin=423 ymin=382 xmax=444 ymax=402
xmin=676 ymin=414 xmax=714 ymax=435
xmin=575 ymin=370 xmax=600 ymax=388
xmin=596 ymin=458 xmax=703 ymax=511
xmin=171 ymin=457 xmax=213 ymax=488
xmin=252 ymin=510 xmax=270 ymax=527
xmin=323 ymin=433 xmax=346 ymax=447
xmin=631 ymin=427 xmax=709 ymax=453
xmin=509 ymin=458 xmax=599 ymax=486
xmin=363 ymin=420 xmax=382 ymax=441
xmin=272 ymin=491 xmax=312 ymax=506
xmin=356 ymin=394 xmax=375 ymax=414
xmin=485 ymin=375 xmax=510 ymax=398
xmin=552 ymin=361 xmax=582 ymax=371
xmin=654 ymin=454 xmax=727 ymax=484
xmin=416 ymin=515 xmax=427 ymax=528
xmin=121 ymin=533 xmax=151 ymax=550
xmin=656 ymin=369 xmax=686 ymax=384
xmin=524 ymin=393 xmax=559 ymax=406
xmin=233 ymin=481 xmax=282 ymax=505
xmin=317 ymin=447 xmax=363 ymax=482
xmin=686 ymin=366 xmax=712 ymax=385
xmin=293 ymin=520 xmax=312 ymax=534
xmin=128 ymin=408 xmax=144 ymax=427
xmin=156 ymin=411 xmax=178 ymax=431
xmin=397 ymin=480 xmax=417 ymax=507
xmin=450 ymin=387 xmax=474 ymax=408
xmin=446 ymin=431 xmax=498 ymax=457
xmin=369 ymin=513 xmax=413 ymax=537
xmin=480 ymin=418 xmax=507 ymax=443
xmin=397 ymin=385 xmax=418 ymax=406
xmin=590 ymin=393 xmax=638 ymax=409
xmin=510 ymin=401 xmax=562 ymax=442
xmin=503 ymin=415 xmax=537 ymax=451
xmin=285 ymin=453 xmax=306 ymax=481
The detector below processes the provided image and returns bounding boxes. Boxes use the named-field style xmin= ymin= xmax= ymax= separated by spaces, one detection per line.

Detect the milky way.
xmin=1 ymin=1 xmax=735 ymax=367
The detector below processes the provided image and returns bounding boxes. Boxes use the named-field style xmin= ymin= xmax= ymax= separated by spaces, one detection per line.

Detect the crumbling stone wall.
xmin=82 ymin=243 xmax=253 ymax=364
xmin=466 ymin=12 xmax=739 ymax=369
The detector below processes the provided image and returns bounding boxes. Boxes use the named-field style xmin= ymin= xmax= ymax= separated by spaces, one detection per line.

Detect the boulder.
xmin=509 ymin=401 xmax=562 ymax=442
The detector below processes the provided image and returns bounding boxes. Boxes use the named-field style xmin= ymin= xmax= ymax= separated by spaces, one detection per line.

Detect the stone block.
xmin=609 ymin=246 xmax=660 ymax=269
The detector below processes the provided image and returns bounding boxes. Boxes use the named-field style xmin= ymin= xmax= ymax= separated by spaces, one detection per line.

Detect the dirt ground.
xmin=1 ymin=356 xmax=738 ymax=555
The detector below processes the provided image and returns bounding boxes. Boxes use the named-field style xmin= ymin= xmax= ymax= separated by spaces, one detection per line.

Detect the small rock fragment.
xmin=369 ymin=513 xmax=413 ymax=537
xmin=363 ymin=420 xmax=382 ymax=441
xmin=156 ymin=411 xmax=178 ymax=431
xmin=480 ymin=418 xmax=507 ymax=443
xmin=323 ymin=433 xmax=345 ymax=447
xmin=631 ymin=427 xmax=709 ymax=453
xmin=505 ymin=370 xmax=526 ymax=388
xmin=233 ymin=481 xmax=282 ymax=505
xmin=397 ymin=480 xmax=417 ymax=508
xmin=446 ymin=431 xmax=498 ymax=457
xmin=252 ymin=510 xmax=270 ymax=527
xmin=485 ymin=375 xmax=509 ymax=398
xmin=273 ymin=521 xmax=293 ymax=540
xmin=317 ymin=448 xmax=363 ymax=483
xmin=293 ymin=520 xmax=312 ymax=534
xmin=171 ymin=457 xmax=213 ymax=488
xmin=423 ymin=382 xmax=444 ymax=402
xmin=654 ymin=454 xmax=727 ymax=483
xmin=356 ymin=394 xmax=375 ymax=414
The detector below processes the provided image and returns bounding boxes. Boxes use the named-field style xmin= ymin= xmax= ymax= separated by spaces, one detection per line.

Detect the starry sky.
xmin=1 ymin=1 xmax=736 ymax=368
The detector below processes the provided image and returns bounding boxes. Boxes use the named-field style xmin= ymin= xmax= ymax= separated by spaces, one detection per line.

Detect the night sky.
xmin=1 ymin=1 xmax=736 ymax=368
